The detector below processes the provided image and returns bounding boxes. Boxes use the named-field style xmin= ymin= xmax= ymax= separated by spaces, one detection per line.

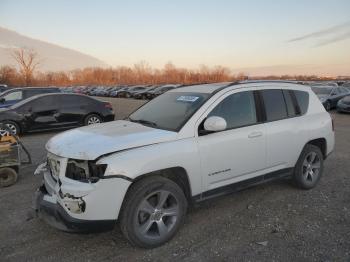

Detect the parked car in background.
xmin=0 ymin=84 xmax=9 ymax=94
xmin=336 ymin=95 xmax=350 ymax=113
xmin=311 ymin=86 xmax=350 ymax=110
xmin=145 ymin=84 xmax=181 ymax=99
xmin=133 ymin=85 xmax=159 ymax=99
xmin=98 ymin=86 xmax=117 ymax=97
xmin=0 ymin=93 xmax=114 ymax=135
xmin=124 ymin=85 xmax=148 ymax=98
xmin=104 ymin=86 xmax=121 ymax=96
xmin=117 ymin=85 xmax=145 ymax=98
xmin=109 ymin=87 xmax=129 ymax=97
xmin=342 ymin=81 xmax=350 ymax=88
xmin=0 ymin=87 xmax=60 ymax=108
xmin=33 ymin=81 xmax=334 ymax=248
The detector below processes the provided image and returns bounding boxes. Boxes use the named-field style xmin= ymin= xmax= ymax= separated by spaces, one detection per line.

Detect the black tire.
xmin=84 ymin=114 xmax=102 ymax=126
xmin=293 ymin=144 xmax=324 ymax=190
xmin=0 ymin=167 xmax=18 ymax=187
xmin=325 ymin=100 xmax=331 ymax=111
xmin=119 ymin=176 xmax=188 ymax=248
xmin=0 ymin=121 xmax=20 ymax=136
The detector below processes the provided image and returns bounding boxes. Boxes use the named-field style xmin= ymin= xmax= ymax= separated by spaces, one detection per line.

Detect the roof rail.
xmin=237 ymin=80 xmax=304 ymax=85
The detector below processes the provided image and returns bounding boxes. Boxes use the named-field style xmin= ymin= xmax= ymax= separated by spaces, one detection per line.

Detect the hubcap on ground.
xmin=302 ymin=152 xmax=321 ymax=183
xmin=87 ymin=116 xmax=101 ymax=125
xmin=136 ymin=190 xmax=179 ymax=239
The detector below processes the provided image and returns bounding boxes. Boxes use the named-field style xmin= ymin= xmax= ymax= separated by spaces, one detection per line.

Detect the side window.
xmin=261 ymin=90 xmax=288 ymax=121
xmin=282 ymin=90 xmax=297 ymax=117
xmin=4 ymin=91 xmax=23 ymax=101
xmin=32 ymin=96 xmax=59 ymax=111
xmin=24 ymin=90 xmax=44 ymax=98
xmin=60 ymin=95 xmax=86 ymax=107
xmin=208 ymin=91 xmax=257 ymax=129
xmin=293 ymin=90 xmax=309 ymax=115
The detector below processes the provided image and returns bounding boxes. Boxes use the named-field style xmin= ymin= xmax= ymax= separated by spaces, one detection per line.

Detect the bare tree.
xmin=11 ymin=48 xmax=40 ymax=86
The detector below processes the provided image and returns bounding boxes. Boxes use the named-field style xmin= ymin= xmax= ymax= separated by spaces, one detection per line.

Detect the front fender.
xmin=96 ymin=138 xmax=202 ymax=196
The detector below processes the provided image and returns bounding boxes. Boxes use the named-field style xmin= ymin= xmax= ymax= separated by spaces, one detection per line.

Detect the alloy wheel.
xmin=135 ymin=190 xmax=179 ymax=239
xmin=302 ymin=152 xmax=321 ymax=183
xmin=87 ymin=116 xmax=101 ymax=125
xmin=0 ymin=123 xmax=17 ymax=136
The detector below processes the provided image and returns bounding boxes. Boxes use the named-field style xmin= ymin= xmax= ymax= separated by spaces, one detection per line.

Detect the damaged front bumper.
xmin=33 ymin=156 xmax=131 ymax=233
xmin=34 ymin=184 xmax=115 ymax=233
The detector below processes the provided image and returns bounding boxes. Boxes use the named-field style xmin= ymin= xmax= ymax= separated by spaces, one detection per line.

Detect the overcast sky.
xmin=1 ymin=0 xmax=349 ymax=75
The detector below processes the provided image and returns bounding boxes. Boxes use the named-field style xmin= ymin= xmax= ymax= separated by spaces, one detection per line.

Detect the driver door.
xmin=196 ymin=90 xmax=267 ymax=195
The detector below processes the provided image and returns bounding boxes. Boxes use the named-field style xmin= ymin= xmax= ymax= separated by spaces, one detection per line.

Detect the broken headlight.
xmin=65 ymin=159 xmax=107 ymax=183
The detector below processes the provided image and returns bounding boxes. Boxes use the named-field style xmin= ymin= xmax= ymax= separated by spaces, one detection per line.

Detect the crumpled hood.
xmin=46 ymin=120 xmax=178 ymax=160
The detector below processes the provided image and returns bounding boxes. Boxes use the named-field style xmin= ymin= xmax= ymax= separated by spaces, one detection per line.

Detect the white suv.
xmin=34 ymin=81 xmax=334 ymax=248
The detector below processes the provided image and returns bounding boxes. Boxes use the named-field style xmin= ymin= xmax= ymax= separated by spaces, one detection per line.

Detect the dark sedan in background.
xmin=0 ymin=87 xmax=60 ymax=108
xmin=0 ymin=93 xmax=114 ymax=135
xmin=337 ymin=95 xmax=350 ymax=113
xmin=311 ymin=86 xmax=350 ymax=111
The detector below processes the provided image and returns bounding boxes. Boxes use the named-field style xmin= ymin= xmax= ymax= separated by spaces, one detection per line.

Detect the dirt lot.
xmin=0 ymin=98 xmax=349 ymax=262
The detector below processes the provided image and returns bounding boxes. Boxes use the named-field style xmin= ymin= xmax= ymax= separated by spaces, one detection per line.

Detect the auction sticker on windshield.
xmin=177 ymin=96 xmax=199 ymax=102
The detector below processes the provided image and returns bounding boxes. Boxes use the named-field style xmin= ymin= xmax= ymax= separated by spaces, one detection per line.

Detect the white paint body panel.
xmin=38 ymin=82 xmax=335 ymax=221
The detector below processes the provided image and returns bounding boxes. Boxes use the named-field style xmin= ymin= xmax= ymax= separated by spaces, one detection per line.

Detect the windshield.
xmin=129 ymin=92 xmax=210 ymax=131
xmin=311 ymin=87 xmax=333 ymax=95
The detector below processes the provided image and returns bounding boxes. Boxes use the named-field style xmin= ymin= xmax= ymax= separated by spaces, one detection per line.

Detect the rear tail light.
xmin=104 ymin=102 xmax=113 ymax=110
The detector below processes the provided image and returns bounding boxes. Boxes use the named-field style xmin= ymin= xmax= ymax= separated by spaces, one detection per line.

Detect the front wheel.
xmin=120 ymin=176 xmax=188 ymax=248
xmin=84 ymin=114 xmax=102 ymax=126
xmin=293 ymin=144 xmax=324 ymax=190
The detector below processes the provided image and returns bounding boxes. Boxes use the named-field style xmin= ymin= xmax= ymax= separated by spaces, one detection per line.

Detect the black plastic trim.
xmin=193 ymin=168 xmax=293 ymax=202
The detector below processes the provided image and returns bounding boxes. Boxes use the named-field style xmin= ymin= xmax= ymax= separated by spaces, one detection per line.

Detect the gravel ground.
xmin=0 ymin=98 xmax=349 ymax=262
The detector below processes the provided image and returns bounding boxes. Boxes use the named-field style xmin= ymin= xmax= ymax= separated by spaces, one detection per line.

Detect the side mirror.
xmin=0 ymin=98 xmax=5 ymax=103
xmin=203 ymin=116 xmax=227 ymax=132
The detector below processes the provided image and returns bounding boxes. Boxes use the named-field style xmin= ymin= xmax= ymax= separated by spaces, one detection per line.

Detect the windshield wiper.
xmin=129 ymin=118 xmax=158 ymax=128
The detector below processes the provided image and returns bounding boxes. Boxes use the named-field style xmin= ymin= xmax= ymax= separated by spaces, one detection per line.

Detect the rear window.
xmin=293 ymin=90 xmax=309 ymax=115
xmin=261 ymin=90 xmax=288 ymax=121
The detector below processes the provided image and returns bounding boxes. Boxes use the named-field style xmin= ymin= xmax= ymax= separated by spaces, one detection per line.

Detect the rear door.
xmin=260 ymin=89 xmax=304 ymax=172
xmin=56 ymin=95 xmax=88 ymax=126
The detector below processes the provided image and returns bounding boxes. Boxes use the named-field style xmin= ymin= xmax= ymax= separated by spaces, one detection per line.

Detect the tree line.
xmin=0 ymin=48 xmax=340 ymax=87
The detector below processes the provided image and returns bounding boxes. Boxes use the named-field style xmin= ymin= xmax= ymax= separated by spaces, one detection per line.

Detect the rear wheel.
xmin=84 ymin=114 xmax=102 ymax=126
xmin=0 ymin=167 xmax=18 ymax=187
xmin=293 ymin=144 xmax=324 ymax=189
xmin=0 ymin=121 xmax=20 ymax=136
xmin=120 ymin=176 xmax=188 ymax=248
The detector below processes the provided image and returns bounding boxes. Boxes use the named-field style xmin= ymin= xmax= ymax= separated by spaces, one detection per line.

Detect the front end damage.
xmin=33 ymin=153 xmax=132 ymax=233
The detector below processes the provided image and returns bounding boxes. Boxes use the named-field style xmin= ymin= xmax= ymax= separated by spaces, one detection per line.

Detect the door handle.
xmin=248 ymin=131 xmax=263 ymax=138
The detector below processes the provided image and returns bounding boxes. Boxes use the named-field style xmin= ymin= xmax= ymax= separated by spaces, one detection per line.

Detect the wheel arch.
xmin=305 ymin=138 xmax=327 ymax=159
xmin=1 ymin=119 xmax=22 ymax=134
xmin=130 ymin=166 xmax=193 ymax=202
